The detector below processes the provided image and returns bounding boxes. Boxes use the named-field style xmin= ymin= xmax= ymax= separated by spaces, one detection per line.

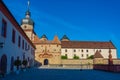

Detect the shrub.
xmin=22 ymin=60 xmax=28 ymax=67
xmin=14 ymin=59 xmax=21 ymax=70
xmin=73 ymin=55 xmax=79 ymax=59
xmin=61 ymin=55 xmax=67 ymax=59
xmin=87 ymin=55 xmax=94 ymax=59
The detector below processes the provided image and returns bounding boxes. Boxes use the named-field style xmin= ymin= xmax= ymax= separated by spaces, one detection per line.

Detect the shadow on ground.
xmin=1 ymin=67 xmax=120 ymax=80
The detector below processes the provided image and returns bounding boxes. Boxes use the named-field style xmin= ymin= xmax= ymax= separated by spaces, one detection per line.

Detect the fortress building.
xmin=20 ymin=1 xmax=117 ymax=66
xmin=61 ymin=36 xmax=117 ymax=59
xmin=0 ymin=0 xmax=119 ymax=75
xmin=21 ymin=1 xmax=61 ymax=65
xmin=33 ymin=35 xmax=61 ymax=65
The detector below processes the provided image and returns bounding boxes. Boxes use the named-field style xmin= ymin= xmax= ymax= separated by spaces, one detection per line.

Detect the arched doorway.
xmin=0 ymin=55 xmax=7 ymax=73
xmin=10 ymin=56 xmax=14 ymax=72
xmin=44 ymin=59 xmax=49 ymax=65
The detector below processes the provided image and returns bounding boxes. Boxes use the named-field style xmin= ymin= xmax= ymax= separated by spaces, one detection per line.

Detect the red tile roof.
xmin=61 ymin=41 xmax=116 ymax=49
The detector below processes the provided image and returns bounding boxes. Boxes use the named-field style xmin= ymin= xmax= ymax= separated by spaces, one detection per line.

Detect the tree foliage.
xmin=73 ymin=55 xmax=79 ymax=59
xmin=61 ymin=55 xmax=68 ymax=59
xmin=87 ymin=55 xmax=94 ymax=59
xmin=22 ymin=60 xmax=28 ymax=66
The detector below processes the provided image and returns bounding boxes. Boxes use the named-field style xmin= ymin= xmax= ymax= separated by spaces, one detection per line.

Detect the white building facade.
xmin=61 ymin=41 xmax=117 ymax=59
xmin=0 ymin=1 xmax=35 ymax=74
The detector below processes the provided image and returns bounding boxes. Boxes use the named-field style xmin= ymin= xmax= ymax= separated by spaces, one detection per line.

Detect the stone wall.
xmin=93 ymin=59 xmax=120 ymax=65
xmin=94 ymin=64 xmax=120 ymax=72
xmin=61 ymin=59 xmax=93 ymax=64
xmin=60 ymin=59 xmax=93 ymax=69
xmin=113 ymin=59 xmax=120 ymax=64
xmin=93 ymin=59 xmax=120 ymax=72
xmin=35 ymin=53 xmax=61 ymax=65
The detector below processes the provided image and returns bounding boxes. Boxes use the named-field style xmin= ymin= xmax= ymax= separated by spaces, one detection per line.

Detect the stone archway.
xmin=10 ymin=56 xmax=14 ymax=72
xmin=44 ymin=59 xmax=49 ymax=65
xmin=0 ymin=54 xmax=7 ymax=73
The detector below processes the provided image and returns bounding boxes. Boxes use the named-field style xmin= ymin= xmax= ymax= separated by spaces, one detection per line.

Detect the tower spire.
xmin=21 ymin=0 xmax=34 ymax=26
xmin=26 ymin=0 xmax=31 ymax=18
xmin=27 ymin=0 xmax=30 ymax=11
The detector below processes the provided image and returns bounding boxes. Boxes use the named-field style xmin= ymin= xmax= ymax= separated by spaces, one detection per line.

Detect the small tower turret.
xmin=108 ymin=49 xmax=113 ymax=65
xmin=61 ymin=35 xmax=70 ymax=41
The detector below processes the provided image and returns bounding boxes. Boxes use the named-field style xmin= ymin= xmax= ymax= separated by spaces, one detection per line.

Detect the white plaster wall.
xmin=61 ymin=48 xmax=117 ymax=59
xmin=0 ymin=11 xmax=35 ymax=74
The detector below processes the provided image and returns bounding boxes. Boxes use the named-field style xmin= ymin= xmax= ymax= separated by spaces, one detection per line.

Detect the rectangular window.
xmin=65 ymin=54 xmax=67 ymax=57
xmin=1 ymin=19 xmax=7 ymax=38
xmin=86 ymin=50 xmax=88 ymax=52
xmin=81 ymin=50 xmax=84 ymax=52
xmin=18 ymin=36 xmax=21 ymax=47
xmin=74 ymin=54 xmax=76 ymax=56
xmin=28 ymin=45 xmax=30 ymax=50
xmin=22 ymin=40 xmax=24 ymax=50
xmin=12 ymin=29 xmax=16 ymax=43
xmin=81 ymin=54 xmax=84 ymax=57
xmin=65 ymin=49 xmax=67 ymax=52
xmin=86 ymin=54 xmax=89 ymax=57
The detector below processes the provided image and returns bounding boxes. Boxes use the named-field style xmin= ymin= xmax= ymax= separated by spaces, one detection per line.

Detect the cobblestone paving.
xmin=1 ymin=68 xmax=120 ymax=80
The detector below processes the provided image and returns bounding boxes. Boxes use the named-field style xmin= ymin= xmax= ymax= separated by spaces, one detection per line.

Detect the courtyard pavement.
xmin=1 ymin=67 xmax=120 ymax=80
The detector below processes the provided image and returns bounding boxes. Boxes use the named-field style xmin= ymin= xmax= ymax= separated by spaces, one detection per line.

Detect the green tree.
xmin=73 ymin=55 xmax=79 ymax=59
xmin=22 ymin=59 xmax=28 ymax=68
xmin=14 ymin=59 xmax=21 ymax=70
xmin=87 ymin=55 xmax=94 ymax=59
xmin=61 ymin=55 xmax=67 ymax=59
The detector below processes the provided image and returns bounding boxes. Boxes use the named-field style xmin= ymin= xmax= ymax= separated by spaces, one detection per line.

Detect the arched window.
xmin=81 ymin=50 xmax=84 ymax=52
xmin=86 ymin=50 xmax=88 ymax=52
xmin=74 ymin=49 xmax=76 ymax=52
xmin=0 ymin=54 xmax=7 ymax=73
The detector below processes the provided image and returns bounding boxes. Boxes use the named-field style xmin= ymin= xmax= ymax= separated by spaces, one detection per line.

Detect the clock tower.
xmin=21 ymin=0 xmax=35 ymax=41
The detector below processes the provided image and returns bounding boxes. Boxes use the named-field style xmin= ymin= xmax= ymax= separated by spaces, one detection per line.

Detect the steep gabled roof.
xmin=94 ymin=50 xmax=103 ymax=58
xmin=33 ymin=35 xmax=61 ymax=44
xmin=41 ymin=34 xmax=48 ymax=39
xmin=61 ymin=35 xmax=70 ymax=41
xmin=52 ymin=35 xmax=61 ymax=44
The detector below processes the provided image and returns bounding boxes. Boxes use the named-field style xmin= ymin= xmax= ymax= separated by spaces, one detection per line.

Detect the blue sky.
xmin=3 ymin=0 xmax=120 ymax=58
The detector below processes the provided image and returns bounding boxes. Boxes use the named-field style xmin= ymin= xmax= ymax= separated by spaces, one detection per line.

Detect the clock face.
xmin=24 ymin=26 xmax=27 ymax=29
